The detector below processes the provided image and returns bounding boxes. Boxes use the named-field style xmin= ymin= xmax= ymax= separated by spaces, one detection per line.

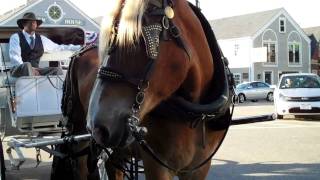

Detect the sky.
xmin=1 ymin=0 xmax=320 ymax=28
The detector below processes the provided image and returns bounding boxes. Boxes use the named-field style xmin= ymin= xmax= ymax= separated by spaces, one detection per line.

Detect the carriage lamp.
xmin=257 ymin=74 xmax=261 ymax=79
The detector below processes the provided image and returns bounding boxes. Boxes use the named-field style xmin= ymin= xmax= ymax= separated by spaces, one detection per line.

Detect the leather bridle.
xmin=98 ymin=0 xmax=188 ymax=139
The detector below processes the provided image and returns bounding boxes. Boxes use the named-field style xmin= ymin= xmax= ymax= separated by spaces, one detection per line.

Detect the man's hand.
xmin=32 ymin=68 xmax=40 ymax=76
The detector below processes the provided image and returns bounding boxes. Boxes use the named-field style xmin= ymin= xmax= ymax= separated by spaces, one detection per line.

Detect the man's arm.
xmin=9 ymin=34 xmax=23 ymax=66
xmin=41 ymin=35 xmax=81 ymax=52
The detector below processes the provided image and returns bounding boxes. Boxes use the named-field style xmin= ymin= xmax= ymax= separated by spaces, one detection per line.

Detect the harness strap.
xmin=168 ymin=21 xmax=191 ymax=59
xmin=149 ymin=0 xmax=162 ymax=8
xmin=137 ymin=108 xmax=233 ymax=174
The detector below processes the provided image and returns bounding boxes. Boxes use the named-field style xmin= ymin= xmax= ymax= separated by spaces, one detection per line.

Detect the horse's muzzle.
xmin=88 ymin=116 xmax=136 ymax=148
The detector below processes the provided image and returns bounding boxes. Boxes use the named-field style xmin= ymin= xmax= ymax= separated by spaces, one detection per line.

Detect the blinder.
xmin=141 ymin=24 xmax=162 ymax=60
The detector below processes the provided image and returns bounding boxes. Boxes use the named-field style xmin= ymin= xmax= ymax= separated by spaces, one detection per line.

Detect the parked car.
xmin=235 ymin=81 xmax=275 ymax=103
xmin=274 ymin=73 xmax=320 ymax=119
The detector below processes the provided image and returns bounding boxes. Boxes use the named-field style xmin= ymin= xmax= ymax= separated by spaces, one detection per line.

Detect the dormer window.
xmin=279 ymin=17 xmax=286 ymax=33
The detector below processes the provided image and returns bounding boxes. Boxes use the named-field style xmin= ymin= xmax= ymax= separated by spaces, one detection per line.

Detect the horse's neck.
xmin=179 ymin=62 xmax=213 ymax=103
xmin=175 ymin=0 xmax=214 ymax=103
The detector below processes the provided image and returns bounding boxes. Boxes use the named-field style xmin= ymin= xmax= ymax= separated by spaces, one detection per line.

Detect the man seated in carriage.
xmin=9 ymin=12 xmax=81 ymax=77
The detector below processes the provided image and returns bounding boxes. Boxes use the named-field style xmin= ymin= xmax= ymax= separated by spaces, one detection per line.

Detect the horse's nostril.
xmin=92 ymin=125 xmax=110 ymax=145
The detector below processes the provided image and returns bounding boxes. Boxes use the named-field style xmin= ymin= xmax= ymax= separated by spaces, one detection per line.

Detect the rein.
xmin=97 ymin=0 xmax=235 ymax=176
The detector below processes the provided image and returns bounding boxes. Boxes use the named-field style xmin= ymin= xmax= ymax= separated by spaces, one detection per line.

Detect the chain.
xmin=128 ymin=81 xmax=149 ymax=142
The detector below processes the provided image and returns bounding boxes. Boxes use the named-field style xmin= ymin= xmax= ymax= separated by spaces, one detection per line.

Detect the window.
xmin=251 ymin=82 xmax=258 ymax=88
xmin=236 ymin=83 xmax=248 ymax=89
xmin=242 ymin=73 xmax=249 ymax=80
xmin=257 ymin=82 xmax=269 ymax=88
xmin=263 ymin=42 xmax=276 ymax=63
xmin=279 ymin=17 xmax=286 ymax=33
xmin=288 ymin=43 xmax=300 ymax=64
xmin=279 ymin=71 xmax=299 ymax=79
xmin=264 ymin=71 xmax=272 ymax=85
xmin=233 ymin=74 xmax=241 ymax=85
xmin=280 ymin=75 xmax=320 ymax=89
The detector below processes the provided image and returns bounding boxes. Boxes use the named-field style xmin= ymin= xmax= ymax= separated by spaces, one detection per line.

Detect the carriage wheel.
xmin=0 ymin=137 xmax=5 ymax=180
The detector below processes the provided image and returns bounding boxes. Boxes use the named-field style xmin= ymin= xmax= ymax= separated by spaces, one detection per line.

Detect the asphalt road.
xmin=209 ymin=119 xmax=320 ymax=180
xmin=2 ymin=101 xmax=320 ymax=179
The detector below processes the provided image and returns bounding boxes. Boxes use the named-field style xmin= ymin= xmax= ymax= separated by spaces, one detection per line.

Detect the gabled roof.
xmin=93 ymin=16 xmax=103 ymax=25
xmin=0 ymin=0 xmax=99 ymax=31
xmin=304 ymin=26 xmax=320 ymax=41
xmin=0 ymin=0 xmax=38 ymax=23
xmin=210 ymin=8 xmax=282 ymax=40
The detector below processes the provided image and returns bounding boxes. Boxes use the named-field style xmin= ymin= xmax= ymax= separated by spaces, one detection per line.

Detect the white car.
xmin=274 ymin=73 xmax=320 ymax=119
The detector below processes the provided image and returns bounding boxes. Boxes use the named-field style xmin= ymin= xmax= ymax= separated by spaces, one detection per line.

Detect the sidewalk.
xmin=233 ymin=101 xmax=275 ymax=118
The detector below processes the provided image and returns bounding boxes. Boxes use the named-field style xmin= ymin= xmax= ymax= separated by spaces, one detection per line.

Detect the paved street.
xmin=210 ymin=120 xmax=320 ymax=180
xmin=2 ymin=101 xmax=320 ymax=179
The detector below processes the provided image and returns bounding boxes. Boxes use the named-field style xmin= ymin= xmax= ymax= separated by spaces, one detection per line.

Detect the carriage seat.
xmin=13 ymin=76 xmax=64 ymax=133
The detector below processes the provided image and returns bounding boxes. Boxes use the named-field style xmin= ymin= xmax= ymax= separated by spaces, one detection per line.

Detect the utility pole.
xmin=195 ymin=0 xmax=200 ymax=8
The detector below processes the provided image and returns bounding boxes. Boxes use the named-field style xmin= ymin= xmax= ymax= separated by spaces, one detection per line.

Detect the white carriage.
xmin=0 ymin=26 xmax=91 ymax=179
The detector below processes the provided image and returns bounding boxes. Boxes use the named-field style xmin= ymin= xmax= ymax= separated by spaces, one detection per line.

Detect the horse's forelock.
xmin=99 ymin=0 xmax=122 ymax=60
xmin=99 ymin=0 xmax=149 ymax=61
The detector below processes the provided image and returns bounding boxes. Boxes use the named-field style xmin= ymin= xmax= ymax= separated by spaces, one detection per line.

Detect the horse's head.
xmin=87 ymin=0 xmax=214 ymax=148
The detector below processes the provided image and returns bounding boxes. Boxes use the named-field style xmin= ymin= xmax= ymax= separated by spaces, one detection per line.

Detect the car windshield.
xmin=280 ymin=75 xmax=320 ymax=89
xmin=236 ymin=83 xmax=248 ymax=89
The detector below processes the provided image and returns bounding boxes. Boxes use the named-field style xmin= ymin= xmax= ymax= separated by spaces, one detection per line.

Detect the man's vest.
xmin=18 ymin=32 xmax=44 ymax=68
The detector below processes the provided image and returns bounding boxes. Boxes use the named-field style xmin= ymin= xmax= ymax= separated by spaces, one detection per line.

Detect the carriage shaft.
xmin=9 ymin=134 xmax=92 ymax=148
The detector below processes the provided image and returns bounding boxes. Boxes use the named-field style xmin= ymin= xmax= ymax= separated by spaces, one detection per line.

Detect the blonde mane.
xmin=99 ymin=0 xmax=149 ymax=60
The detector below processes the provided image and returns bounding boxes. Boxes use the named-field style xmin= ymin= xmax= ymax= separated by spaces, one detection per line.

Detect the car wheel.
xmin=277 ymin=114 xmax=283 ymax=119
xmin=238 ymin=94 xmax=245 ymax=103
xmin=266 ymin=92 xmax=274 ymax=102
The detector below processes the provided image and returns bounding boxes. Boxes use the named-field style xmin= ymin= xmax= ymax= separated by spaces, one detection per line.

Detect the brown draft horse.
xmin=51 ymin=44 xmax=101 ymax=180
xmin=86 ymin=0 xmax=233 ymax=179
xmin=52 ymin=0 xmax=234 ymax=180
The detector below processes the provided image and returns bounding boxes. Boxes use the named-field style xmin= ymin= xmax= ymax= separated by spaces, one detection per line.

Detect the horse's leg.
xmin=178 ymin=162 xmax=211 ymax=180
xmin=105 ymin=161 xmax=124 ymax=180
xmin=142 ymin=155 xmax=174 ymax=180
xmin=51 ymin=148 xmax=74 ymax=180
xmin=77 ymin=155 xmax=90 ymax=180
